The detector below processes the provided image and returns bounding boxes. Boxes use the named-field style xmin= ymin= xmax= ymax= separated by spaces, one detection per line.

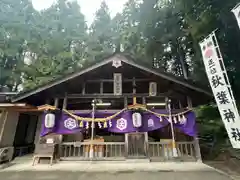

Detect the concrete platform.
xmin=1 ymin=159 xmax=215 ymax=172
xmin=0 ymin=170 xmax=236 ymax=180
xmin=0 ymin=155 xmax=236 ymax=180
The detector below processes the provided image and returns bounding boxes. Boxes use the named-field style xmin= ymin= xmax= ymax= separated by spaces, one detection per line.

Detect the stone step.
xmin=125 ymin=159 xmax=150 ymax=163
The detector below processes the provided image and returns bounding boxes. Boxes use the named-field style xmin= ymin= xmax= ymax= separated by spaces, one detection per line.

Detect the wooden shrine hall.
xmin=0 ymin=53 xmax=212 ymax=164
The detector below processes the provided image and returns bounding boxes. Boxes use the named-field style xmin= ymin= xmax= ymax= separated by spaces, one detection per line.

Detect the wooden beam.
xmin=69 ymin=109 xmax=125 ymax=113
xmin=62 ymin=93 xmax=171 ymax=99
xmin=86 ymin=78 xmax=151 ymax=83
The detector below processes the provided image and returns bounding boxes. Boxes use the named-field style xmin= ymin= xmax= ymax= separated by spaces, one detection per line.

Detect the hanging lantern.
xmin=132 ymin=112 xmax=142 ymax=128
xmin=44 ymin=113 xmax=55 ymax=128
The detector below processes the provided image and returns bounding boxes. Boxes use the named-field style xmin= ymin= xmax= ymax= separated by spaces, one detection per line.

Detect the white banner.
xmin=114 ymin=73 xmax=122 ymax=95
xmin=232 ymin=3 xmax=240 ymax=29
xmin=149 ymin=82 xmax=157 ymax=96
xmin=199 ymin=32 xmax=240 ymax=148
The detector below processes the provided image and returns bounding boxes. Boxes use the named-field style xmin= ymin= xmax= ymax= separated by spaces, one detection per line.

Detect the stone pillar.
xmin=0 ymin=110 xmax=19 ymax=147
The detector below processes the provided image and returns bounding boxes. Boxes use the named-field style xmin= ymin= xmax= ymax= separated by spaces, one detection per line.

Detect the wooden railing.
xmin=60 ymin=141 xmax=197 ymax=161
xmin=60 ymin=142 xmax=125 ymax=161
xmin=148 ymin=141 xmax=196 ymax=161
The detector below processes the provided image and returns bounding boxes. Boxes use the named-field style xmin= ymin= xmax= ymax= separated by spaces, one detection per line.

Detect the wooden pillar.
xmin=54 ymin=98 xmax=59 ymax=107
xmin=144 ymin=132 xmax=149 ymax=158
xmin=100 ymin=81 xmax=103 ymax=94
xmin=187 ymin=96 xmax=193 ymax=109
xmin=187 ymin=96 xmax=202 ymax=162
xmin=62 ymin=94 xmax=68 ymax=109
xmin=142 ymin=97 xmax=146 ymax=105
xmin=125 ymin=132 xmax=128 ymax=158
xmin=82 ymin=83 xmax=86 ymax=95
xmin=165 ymin=97 xmax=168 ymax=110
xmin=132 ymin=77 xmax=137 ymax=105
xmin=179 ymin=100 xmax=182 ymax=109
xmin=61 ymin=95 xmax=68 ymax=143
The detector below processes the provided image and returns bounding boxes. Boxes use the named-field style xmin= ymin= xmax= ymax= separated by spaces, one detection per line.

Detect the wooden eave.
xmin=0 ymin=103 xmax=37 ymax=111
xmin=11 ymin=53 xmax=212 ymax=102
xmin=0 ymin=103 xmax=60 ymax=112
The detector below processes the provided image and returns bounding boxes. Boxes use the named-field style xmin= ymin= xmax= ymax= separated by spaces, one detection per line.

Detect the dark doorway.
xmin=127 ymin=133 xmax=146 ymax=158
xmin=13 ymin=114 xmax=38 ymax=157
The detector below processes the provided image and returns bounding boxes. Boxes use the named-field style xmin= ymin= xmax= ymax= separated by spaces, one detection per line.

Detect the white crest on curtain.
xmin=116 ymin=118 xmax=127 ymax=130
xmin=45 ymin=113 xmax=55 ymax=128
xmin=132 ymin=112 xmax=142 ymax=128
xmin=148 ymin=119 xmax=154 ymax=127
xmin=64 ymin=118 xmax=77 ymax=130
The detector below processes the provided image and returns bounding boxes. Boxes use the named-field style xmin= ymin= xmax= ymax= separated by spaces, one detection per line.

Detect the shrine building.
xmin=0 ymin=53 xmax=212 ymax=164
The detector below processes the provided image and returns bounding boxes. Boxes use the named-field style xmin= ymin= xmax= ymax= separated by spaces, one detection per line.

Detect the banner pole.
xmin=90 ymin=99 xmax=96 ymax=159
xmin=168 ymin=99 xmax=178 ymax=157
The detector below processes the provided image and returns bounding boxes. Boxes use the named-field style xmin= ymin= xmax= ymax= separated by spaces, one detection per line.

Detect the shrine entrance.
xmin=127 ymin=132 xmax=147 ymax=158
xmin=11 ymin=53 xmax=209 ymax=164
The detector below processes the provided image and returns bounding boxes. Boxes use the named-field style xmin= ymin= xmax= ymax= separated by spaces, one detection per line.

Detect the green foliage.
xmin=195 ymin=104 xmax=225 ymax=137
xmin=1 ymin=0 xmax=240 ymax=159
xmin=0 ymin=0 xmax=240 ymax=102
xmin=194 ymin=104 xmax=240 ymax=159
xmin=21 ymin=0 xmax=88 ymax=89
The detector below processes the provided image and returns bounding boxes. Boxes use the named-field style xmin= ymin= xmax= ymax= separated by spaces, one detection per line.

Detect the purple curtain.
xmin=40 ymin=110 xmax=197 ymax=137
